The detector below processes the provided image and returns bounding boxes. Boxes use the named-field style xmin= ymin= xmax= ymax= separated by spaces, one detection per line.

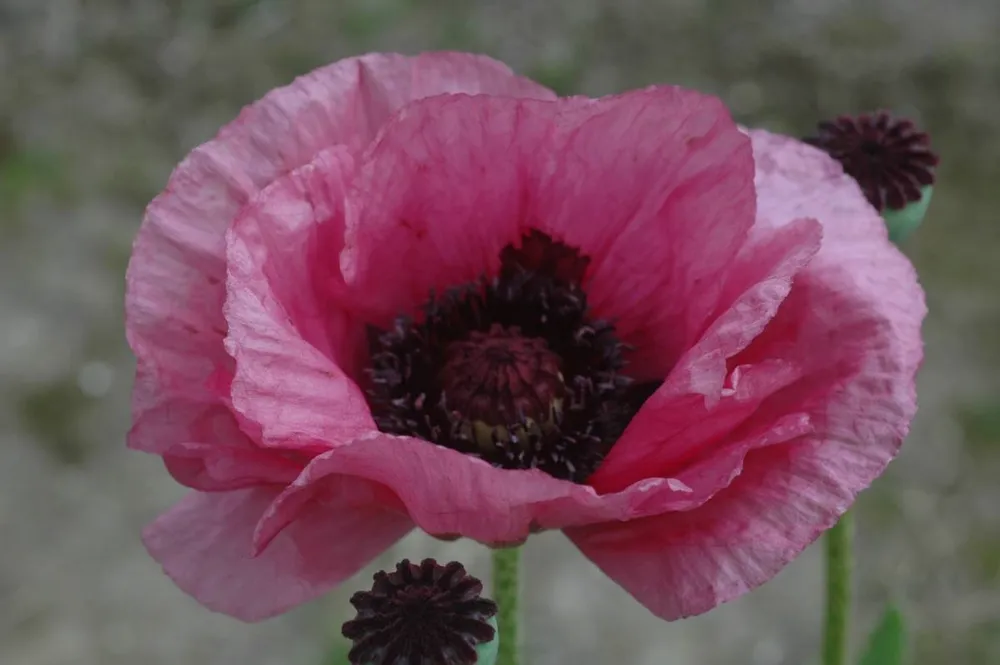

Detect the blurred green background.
xmin=1 ymin=1 xmax=998 ymax=664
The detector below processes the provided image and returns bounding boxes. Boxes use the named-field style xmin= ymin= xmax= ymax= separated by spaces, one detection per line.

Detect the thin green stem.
xmin=492 ymin=546 xmax=521 ymax=665
xmin=823 ymin=512 xmax=854 ymax=665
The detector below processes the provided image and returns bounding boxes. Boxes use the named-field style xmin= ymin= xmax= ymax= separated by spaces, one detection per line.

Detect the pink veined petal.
xmin=253 ymin=433 xmax=749 ymax=552
xmin=745 ymin=130 xmax=923 ymax=451
xmin=593 ymin=357 xmax=813 ymax=503
xmin=227 ymin=146 xmax=357 ymax=362
xmin=126 ymin=52 xmax=552 ymax=454
xmin=567 ymin=442 xmax=854 ymax=620
xmin=339 ymin=94 xmax=553 ymax=322
xmin=565 ymin=129 xmax=925 ymax=622
xmin=127 ymin=364 xmax=229 ymax=454
xmin=590 ymin=217 xmax=822 ymax=492
xmin=532 ymin=87 xmax=757 ymax=380
xmin=163 ymin=442 xmax=304 ymax=492
xmin=129 ymin=364 xmax=306 ymax=489
xmin=143 ymin=488 xmax=413 ymax=622
xmin=339 ymin=86 xmax=754 ymax=362
xmin=224 ymin=147 xmax=374 ymax=450
xmin=256 ymin=435 xmax=574 ymax=547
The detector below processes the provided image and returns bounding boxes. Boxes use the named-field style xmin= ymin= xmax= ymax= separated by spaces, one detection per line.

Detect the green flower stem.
xmin=492 ymin=546 xmax=521 ymax=665
xmin=823 ymin=512 xmax=854 ymax=665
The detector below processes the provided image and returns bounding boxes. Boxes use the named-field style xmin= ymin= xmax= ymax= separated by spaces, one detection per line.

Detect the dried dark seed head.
xmin=342 ymin=559 xmax=498 ymax=665
xmin=364 ymin=230 xmax=661 ymax=483
xmin=804 ymin=111 xmax=939 ymax=212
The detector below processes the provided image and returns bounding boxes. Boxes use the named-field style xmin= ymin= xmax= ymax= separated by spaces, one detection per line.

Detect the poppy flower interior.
xmin=365 ymin=229 xmax=661 ymax=482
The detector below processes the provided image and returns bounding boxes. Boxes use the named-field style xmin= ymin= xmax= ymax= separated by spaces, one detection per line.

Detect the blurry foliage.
xmin=0 ymin=128 xmax=72 ymax=222
xmin=916 ymin=621 xmax=1000 ymax=665
xmin=17 ymin=378 xmax=95 ymax=466
xmin=859 ymin=605 xmax=907 ymax=665
xmin=969 ymin=533 xmax=1000 ymax=585
xmin=435 ymin=11 xmax=483 ymax=51
xmin=956 ymin=400 xmax=1000 ymax=456
xmin=341 ymin=0 xmax=413 ymax=43
xmin=321 ymin=639 xmax=350 ymax=665
xmin=528 ymin=60 xmax=586 ymax=97
xmin=205 ymin=0 xmax=265 ymax=30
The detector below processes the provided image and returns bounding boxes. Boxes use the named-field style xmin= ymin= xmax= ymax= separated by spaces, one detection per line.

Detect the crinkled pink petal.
xmin=340 ymin=87 xmax=755 ymax=364
xmin=127 ymin=365 xmax=229 ymax=454
xmin=224 ymin=147 xmax=374 ymax=450
xmin=129 ymin=364 xmax=308 ymax=489
xmin=339 ymin=94 xmax=551 ymax=321
xmin=127 ymin=52 xmax=552 ymax=454
xmin=163 ymin=442 xmax=304 ymax=491
xmin=143 ymin=487 xmax=412 ymax=622
xmin=226 ymin=146 xmax=357 ymax=362
xmin=564 ymin=130 xmax=925 ymax=621
xmin=590 ymin=217 xmax=822 ymax=492
xmin=532 ymin=88 xmax=756 ymax=380
xmin=567 ymin=443 xmax=854 ymax=620
xmin=254 ymin=433 xmax=748 ymax=551
xmin=744 ymin=129 xmax=923 ymax=432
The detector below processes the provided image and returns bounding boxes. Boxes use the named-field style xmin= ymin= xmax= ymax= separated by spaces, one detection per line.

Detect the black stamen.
xmin=804 ymin=111 xmax=938 ymax=211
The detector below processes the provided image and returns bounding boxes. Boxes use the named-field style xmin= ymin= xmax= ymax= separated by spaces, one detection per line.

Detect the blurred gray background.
xmin=1 ymin=1 xmax=998 ymax=664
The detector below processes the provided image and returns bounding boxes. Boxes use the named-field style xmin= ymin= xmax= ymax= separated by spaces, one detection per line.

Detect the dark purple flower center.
xmin=438 ymin=324 xmax=566 ymax=426
xmin=365 ymin=230 xmax=659 ymax=483
xmin=804 ymin=111 xmax=939 ymax=212
xmin=342 ymin=559 xmax=498 ymax=665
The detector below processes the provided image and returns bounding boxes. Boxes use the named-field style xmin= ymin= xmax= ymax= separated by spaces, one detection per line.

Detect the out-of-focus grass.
xmin=859 ymin=605 xmax=907 ymax=665
xmin=0 ymin=149 xmax=72 ymax=221
xmin=528 ymin=59 xmax=586 ymax=97
xmin=917 ymin=620 xmax=1000 ymax=665
xmin=969 ymin=533 xmax=1000 ymax=585
xmin=341 ymin=0 xmax=415 ymax=44
xmin=956 ymin=400 xmax=1000 ymax=456
xmin=957 ymin=398 xmax=1000 ymax=593
xmin=17 ymin=378 xmax=95 ymax=466
xmin=321 ymin=640 xmax=350 ymax=665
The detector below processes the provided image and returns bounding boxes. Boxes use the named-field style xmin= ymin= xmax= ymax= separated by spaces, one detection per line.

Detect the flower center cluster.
xmin=365 ymin=230 xmax=655 ymax=483
xmin=342 ymin=558 xmax=497 ymax=665
xmin=804 ymin=111 xmax=938 ymax=212
xmin=438 ymin=324 xmax=566 ymax=447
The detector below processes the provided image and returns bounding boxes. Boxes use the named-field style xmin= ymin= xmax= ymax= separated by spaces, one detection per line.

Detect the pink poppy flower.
xmin=126 ymin=51 xmax=925 ymax=622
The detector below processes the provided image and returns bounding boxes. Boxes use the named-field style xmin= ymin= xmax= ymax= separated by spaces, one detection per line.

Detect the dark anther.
xmin=804 ymin=111 xmax=938 ymax=212
xmin=364 ymin=230 xmax=661 ymax=483
xmin=342 ymin=558 xmax=498 ymax=665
